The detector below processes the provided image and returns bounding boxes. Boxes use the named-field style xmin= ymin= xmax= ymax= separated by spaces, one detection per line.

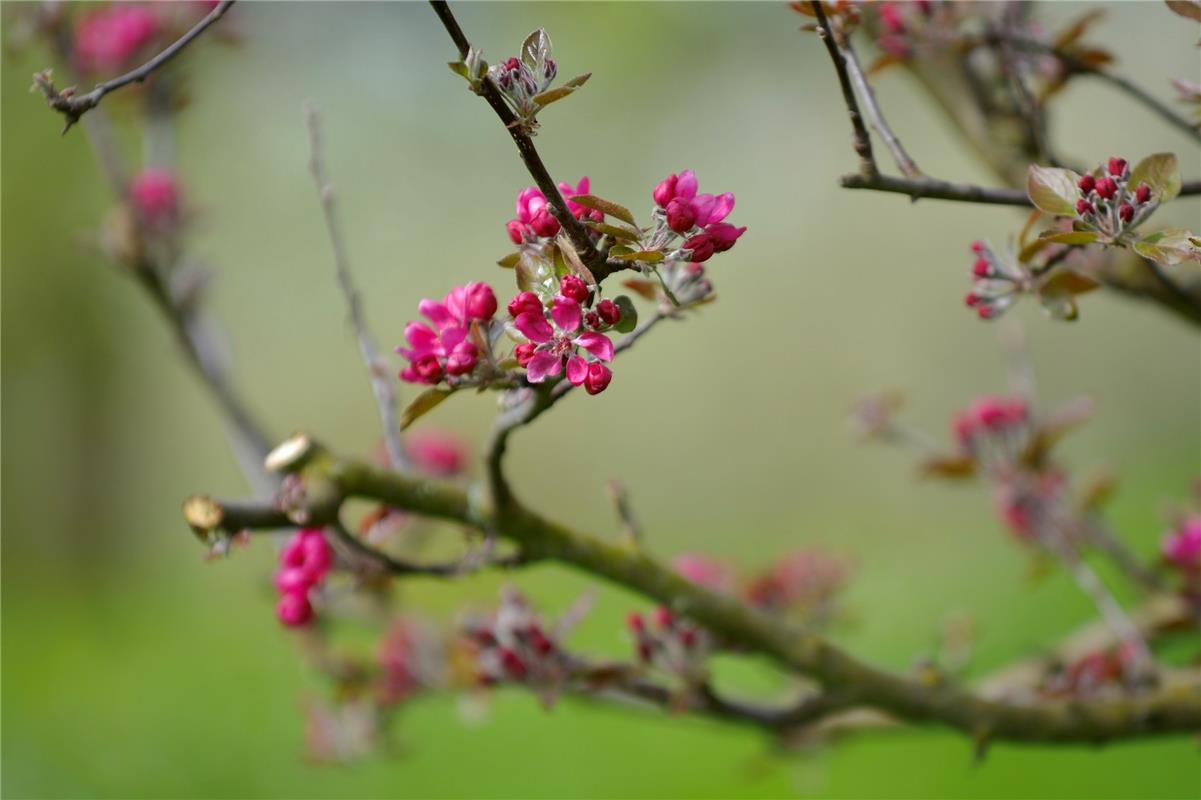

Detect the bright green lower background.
xmin=3 ymin=2 xmax=1200 ymax=798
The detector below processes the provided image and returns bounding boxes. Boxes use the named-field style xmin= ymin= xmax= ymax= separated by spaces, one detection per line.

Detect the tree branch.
xmin=428 ymin=0 xmax=630 ymax=284
xmin=34 ymin=0 xmax=236 ymax=133
xmin=304 ymin=101 xmax=408 ymax=471
xmin=188 ymin=434 xmax=1201 ymax=745
xmin=810 ymin=1 xmax=877 ymax=178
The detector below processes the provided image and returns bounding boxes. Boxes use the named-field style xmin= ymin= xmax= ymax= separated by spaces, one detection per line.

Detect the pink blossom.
xmin=1162 ymin=516 xmax=1201 ymax=571
xmin=505 ymin=177 xmax=596 ymax=242
xmin=651 ymin=170 xmax=735 ymax=231
xmin=673 ymin=553 xmax=738 ymax=594
xmin=557 ymin=176 xmax=601 ymax=222
xmin=74 ymin=4 xmax=160 ymax=75
xmin=397 ymin=283 xmax=497 ymax=385
xmin=558 ymin=275 xmax=590 ymax=304
xmin=596 ymin=299 xmax=621 ymax=326
xmin=276 ymin=591 xmax=314 ymax=627
xmin=406 ymin=428 xmax=469 ymax=477
xmin=510 ymin=293 xmax=614 ymax=391
xmin=128 ymin=168 xmax=180 ymax=226
xmin=952 ymin=395 xmax=1029 ymax=449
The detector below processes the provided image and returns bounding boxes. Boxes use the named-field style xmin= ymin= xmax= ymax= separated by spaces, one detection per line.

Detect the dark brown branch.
xmin=429 ymin=1 xmax=630 ymax=284
xmin=35 ymin=0 xmax=236 ymax=133
xmin=840 ymin=174 xmax=1201 ymax=206
xmin=811 ymin=1 xmax=877 ymax=178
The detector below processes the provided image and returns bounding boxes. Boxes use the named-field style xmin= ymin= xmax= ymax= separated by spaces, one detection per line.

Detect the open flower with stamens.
xmin=510 ymin=292 xmax=614 ymax=394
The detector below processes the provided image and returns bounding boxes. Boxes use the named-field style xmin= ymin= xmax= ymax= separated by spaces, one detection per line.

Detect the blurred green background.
xmin=3 ymin=2 xmax=1200 ymax=798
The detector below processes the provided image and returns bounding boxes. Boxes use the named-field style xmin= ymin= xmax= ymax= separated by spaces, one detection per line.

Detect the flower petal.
xmin=677 ymin=170 xmax=698 ymax=200
xmin=710 ymin=192 xmax=735 ymax=223
xmin=566 ymin=355 xmax=588 ymax=385
xmin=514 ymin=311 xmax=554 ymax=343
xmin=574 ymin=332 xmax=614 ymax=362
xmin=526 ymin=351 xmax=562 ymax=383
xmin=418 ymin=299 xmax=454 ymax=330
xmin=690 ymin=194 xmax=716 ymax=227
xmin=552 ymin=296 xmax=582 ymax=333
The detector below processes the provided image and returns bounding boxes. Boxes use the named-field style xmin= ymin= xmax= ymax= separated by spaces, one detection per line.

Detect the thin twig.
xmin=838 ymin=28 xmax=921 ymax=177
xmin=810 ymin=1 xmax=877 ymax=178
xmin=428 ymin=1 xmax=630 ymax=284
xmin=34 ymin=0 xmax=236 ymax=133
xmin=607 ymin=480 xmax=643 ymax=548
xmin=304 ymin=101 xmax=408 ymax=471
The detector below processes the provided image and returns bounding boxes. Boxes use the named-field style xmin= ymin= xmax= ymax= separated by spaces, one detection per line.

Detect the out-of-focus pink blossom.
xmin=275 ymin=528 xmax=332 ymax=627
xmin=128 ymin=168 xmax=181 ymax=227
xmin=672 ymin=553 xmax=738 ymax=595
xmin=952 ymin=395 xmax=1029 ymax=450
xmin=74 ymin=4 xmax=160 ymax=74
xmin=1162 ymin=516 xmax=1201 ymax=572
xmin=276 ymin=591 xmax=314 ymax=627
xmin=405 ymin=428 xmax=469 ymax=477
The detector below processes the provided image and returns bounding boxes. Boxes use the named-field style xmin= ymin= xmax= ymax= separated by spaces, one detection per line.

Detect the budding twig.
xmin=34 ymin=0 xmax=236 ymax=133
xmin=304 ymin=101 xmax=408 ymax=472
xmin=428 ymin=0 xmax=631 ymax=284
xmin=810 ymin=1 xmax=877 ymax=179
xmin=836 ymin=24 xmax=922 ymax=178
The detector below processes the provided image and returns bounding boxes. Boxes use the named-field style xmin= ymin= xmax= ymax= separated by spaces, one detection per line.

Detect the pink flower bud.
xmin=706 ymin=222 xmax=746 ymax=253
xmin=506 ymin=220 xmax=527 ymax=244
xmin=558 ymin=275 xmax=590 ymax=304
xmin=406 ymin=429 xmax=468 ymax=476
xmin=683 ymin=232 xmax=716 ymax=263
xmin=277 ymin=591 xmax=314 ymax=627
xmin=626 ymin=612 xmax=645 ymax=633
xmin=275 ymin=567 xmax=313 ymax=594
xmin=1162 ymin=516 xmax=1201 ymax=570
xmin=972 ymin=258 xmax=991 ymax=278
xmin=513 ymin=342 xmax=536 ymax=367
xmin=1095 ymin=177 xmax=1118 ymax=201
xmin=596 ymin=299 xmax=621 ymax=326
xmin=964 ymin=292 xmax=981 ymax=307
xmin=977 ymin=305 xmax=997 ymax=320
xmin=529 ymin=208 xmax=560 ymax=238
xmin=652 ymin=174 xmax=678 ymax=208
xmin=508 ymin=291 xmax=543 ymax=318
xmin=528 ymin=627 xmax=555 ymax=656
xmin=128 ymin=168 xmax=181 ymax=226
xmin=1135 ymin=183 xmax=1151 ymax=204
xmin=583 ymin=362 xmax=612 ymax=395
xmin=970 ymin=240 xmax=985 ymax=254
xmin=679 ymin=627 xmax=698 ymax=649
xmin=584 ymin=311 xmax=601 ymax=329
xmin=880 ymin=2 xmax=906 ymax=34
xmin=412 ymin=354 xmax=444 ymax=383
xmin=1107 ymin=157 xmax=1127 ymax=177
xmin=446 ymin=340 xmax=479 ymax=376
xmin=665 ymin=197 xmax=696 ymax=233
xmin=1119 ymin=202 xmax=1134 ymax=223
xmin=1075 ymin=198 xmax=1094 ymax=216
xmin=463 ymin=282 xmax=497 ymax=321
xmin=1077 ymin=174 xmax=1096 ymax=194
xmin=653 ymin=607 xmax=675 ymax=629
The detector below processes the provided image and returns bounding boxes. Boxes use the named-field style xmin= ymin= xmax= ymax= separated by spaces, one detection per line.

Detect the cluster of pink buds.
xmin=508 ymin=275 xmax=615 ymax=394
xmin=626 ymin=607 xmax=709 ymax=683
xmin=1074 ymin=157 xmax=1155 ymax=237
xmin=1041 ymin=644 xmax=1143 ymax=698
xmin=991 ymin=470 xmax=1068 ymax=542
xmin=463 ymin=588 xmax=563 ymax=686
xmin=73 ymin=3 xmax=161 ymax=75
xmin=127 ymin=168 xmax=182 ymax=232
xmin=506 ymin=177 xmax=600 ymax=244
xmin=650 ymin=171 xmax=745 ymax=263
xmin=951 ymin=395 xmax=1031 ymax=468
xmin=396 ymin=282 xmax=498 ymax=386
xmin=275 ymin=528 xmax=333 ymax=627
xmin=376 ymin=619 xmax=440 ymax=708
xmin=963 ymin=240 xmax=1031 ymax=320
xmin=488 ymin=51 xmax=556 ymax=120
xmin=743 ymin=551 xmax=850 ymax=621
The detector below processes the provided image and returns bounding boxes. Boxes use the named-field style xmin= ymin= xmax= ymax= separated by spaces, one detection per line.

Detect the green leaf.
xmin=1133 ymin=228 xmax=1201 ymax=266
xmin=613 ymin=296 xmax=638 ymax=333
xmin=568 ymin=194 xmax=637 ymax=227
xmin=532 ymin=86 xmax=578 ymax=108
xmin=399 ymin=388 xmax=453 ymax=431
xmin=1037 ymin=230 xmax=1100 ymax=246
xmin=521 ymin=28 xmax=551 ymax=69
xmin=1038 ymin=268 xmax=1100 ymax=298
xmin=562 ymin=73 xmax=591 ymax=89
xmin=555 ymin=235 xmax=597 ymax=285
xmin=1026 ymin=165 xmax=1081 ymax=216
xmin=584 ymin=220 xmax=640 ymax=241
xmin=1166 ymin=0 xmax=1201 ymax=22
xmin=497 ymin=252 xmax=520 ymax=269
xmin=448 ymin=61 xmax=469 ymax=80
xmin=610 ymin=249 xmax=664 ymax=263
xmin=1129 ymin=153 xmax=1181 ymax=203
xmin=622 ymin=278 xmax=658 ymax=301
